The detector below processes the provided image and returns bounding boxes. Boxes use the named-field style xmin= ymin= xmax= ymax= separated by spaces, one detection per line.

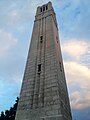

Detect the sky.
xmin=0 ymin=0 xmax=90 ymax=120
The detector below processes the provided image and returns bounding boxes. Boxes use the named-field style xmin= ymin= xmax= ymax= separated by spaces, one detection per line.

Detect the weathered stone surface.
xmin=15 ymin=2 xmax=72 ymax=120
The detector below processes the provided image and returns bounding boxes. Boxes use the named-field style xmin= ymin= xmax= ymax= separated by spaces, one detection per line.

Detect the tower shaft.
xmin=15 ymin=2 xmax=72 ymax=120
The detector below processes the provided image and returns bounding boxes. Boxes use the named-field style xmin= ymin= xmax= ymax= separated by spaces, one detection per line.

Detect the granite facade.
xmin=15 ymin=2 xmax=72 ymax=120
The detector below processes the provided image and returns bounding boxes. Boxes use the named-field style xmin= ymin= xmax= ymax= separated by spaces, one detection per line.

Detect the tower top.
xmin=35 ymin=1 xmax=58 ymax=30
xmin=36 ymin=1 xmax=53 ymax=15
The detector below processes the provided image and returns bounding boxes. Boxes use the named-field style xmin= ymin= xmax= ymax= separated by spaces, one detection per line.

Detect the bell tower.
xmin=15 ymin=2 xmax=72 ymax=120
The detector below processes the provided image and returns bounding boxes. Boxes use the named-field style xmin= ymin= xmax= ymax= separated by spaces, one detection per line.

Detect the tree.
xmin=0 ymin=112 xmax=5 ymax=120
xmin=0 ymin=97 xmax=19 ymax=120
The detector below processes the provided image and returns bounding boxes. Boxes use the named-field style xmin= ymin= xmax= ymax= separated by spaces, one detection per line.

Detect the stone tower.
xmin=15 ymin=2 xmax=72 ymax=120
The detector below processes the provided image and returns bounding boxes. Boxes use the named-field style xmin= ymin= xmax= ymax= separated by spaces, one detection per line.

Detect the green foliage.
xmin=0 ymin=97 xmax=19 ymax=120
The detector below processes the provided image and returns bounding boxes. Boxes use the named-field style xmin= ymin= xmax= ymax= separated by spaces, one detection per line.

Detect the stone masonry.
xmin=15 ymin=2 xmax=72 ymax=120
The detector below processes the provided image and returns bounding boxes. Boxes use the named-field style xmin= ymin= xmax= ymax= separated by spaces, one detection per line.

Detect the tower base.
xmin=15 ymin=106 xmax=64 ymax=120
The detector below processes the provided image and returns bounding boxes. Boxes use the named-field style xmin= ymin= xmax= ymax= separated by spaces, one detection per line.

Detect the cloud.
xmin=62 ymin=40 xmax=89 ymax=60
xmin=0 ymin=0 xmax=52 ymax=27
xmin=64 ymin=61 xmax=90 ymax=109
xmin=58 ymin=0 xmax=90 ymax=40
xmin=62 ymin=39 xmax=90 ymax=110
xmin=0 ymin=78 xmax=21 ymax=112
xmin=12 ymin=75 xmax=22 ymax=84
xmin=10 ymin=10 xmax=18 ymax=17
xmin=70 ymin=91 xmax=90 ymax=110
xmin=0 ymin=29 xmax=17 ymax=57
xmin=65 ymin=61 xmax=90 ymax=86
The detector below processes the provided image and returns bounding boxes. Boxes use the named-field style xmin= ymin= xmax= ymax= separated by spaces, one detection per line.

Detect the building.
xmin=15 ymin=2 xmax=72 ymax=120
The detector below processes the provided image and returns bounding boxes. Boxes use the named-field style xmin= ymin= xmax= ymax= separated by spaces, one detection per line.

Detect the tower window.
xmin=46 ymin=5 xmax=48 ymax=10
xmin=56 ymin=36 xmax=58 ymax=43
xmin=40 ymin=7 xmax=42 ymax=12
xmin=40 ymin=36 xmax=43 ymax=40
xmin=43 ymin=5 xmax=45 ymax=11
xmin=40 ymin=36 xmax=43 ymax=43
xmin=38 ymin=64 xmax=41 ymax=72
xmin=59 ymin=62 xmax=62 ymax=72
